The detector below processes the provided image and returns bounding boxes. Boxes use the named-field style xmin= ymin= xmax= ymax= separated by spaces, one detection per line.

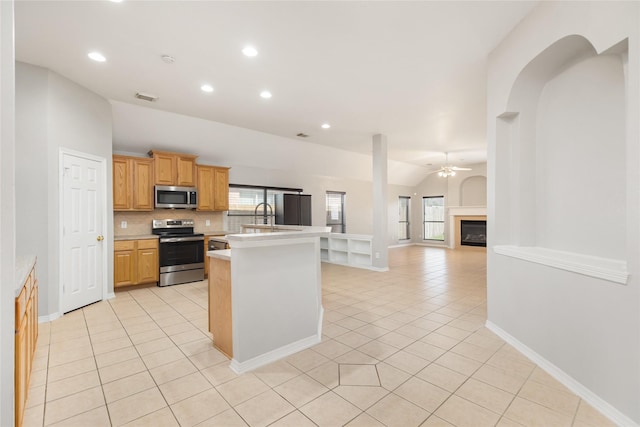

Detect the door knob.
xmin=97 ymin=235 xmax=104 ymax=241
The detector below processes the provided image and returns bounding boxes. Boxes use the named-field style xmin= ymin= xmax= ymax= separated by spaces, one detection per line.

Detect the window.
xmin=227 ymin=185 xmax=301 ymax=233
xmin=423 ymin=196 xmax=445 ymax=241
xmin=398 ymin=196 xmax=410 ymax=240
xmin=326 ymin=191 xmax=346 ymax=233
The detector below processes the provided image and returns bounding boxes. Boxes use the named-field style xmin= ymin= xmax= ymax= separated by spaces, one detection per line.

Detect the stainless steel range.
xmin=152 ymin=219 xmax=204 ymax=287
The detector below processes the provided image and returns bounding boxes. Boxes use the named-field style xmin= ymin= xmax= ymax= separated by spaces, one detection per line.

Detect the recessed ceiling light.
xmin=321 ymin=123 xmax=331 ymax=129
xmin=260 ymin=91 xmax=272 ymax=99
xmin=88 ymin=52 xmax=106 ymax=62
xmin=201 ymin=84 xmax=214 ymax=93
xmin=242 ymin=46 xmax=258 ymax=57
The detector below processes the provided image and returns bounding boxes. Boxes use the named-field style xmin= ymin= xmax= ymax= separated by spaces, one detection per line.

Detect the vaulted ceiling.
xmin=15 ymin=1 xmax=536 ymax=172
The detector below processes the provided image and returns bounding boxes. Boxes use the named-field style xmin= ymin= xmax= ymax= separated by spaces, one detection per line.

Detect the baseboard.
xmin=415 ymin=242 xmax=448 ymax=248
xmin=320 ymin=260 xmax=388 ymax=272
xmin=106 ymin=292 xmax=116 ymax=300
xmin=485 ymin=320 xmax=638 ymax=427
xmin=230 ymin=333 xmax=322 ymax=374
xmin=38 ymin=312 xmax=61 ymax=323
xmin=388 ymin=242 xmax=415 ymax=248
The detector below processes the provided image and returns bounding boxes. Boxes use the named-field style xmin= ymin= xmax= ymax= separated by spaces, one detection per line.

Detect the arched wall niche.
xmin=459 ymin=175 xmax=487 ymax=206
xmin=495 ymin=34 xmax=628 ymax=262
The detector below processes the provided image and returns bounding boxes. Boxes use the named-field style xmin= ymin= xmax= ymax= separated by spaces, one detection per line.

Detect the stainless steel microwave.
xmin=154 ymin=185 xmax=198 ymax=209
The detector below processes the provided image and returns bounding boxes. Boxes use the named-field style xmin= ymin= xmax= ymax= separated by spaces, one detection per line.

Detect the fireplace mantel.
xmin=448 ymin=206 xmax=487 ymax=249
xmin=449 ymin=206 xmax=487 ymax=217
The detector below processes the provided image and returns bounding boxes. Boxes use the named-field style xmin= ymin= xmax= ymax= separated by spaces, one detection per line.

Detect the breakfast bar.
xmin=207 ymin=227 xmax=330 ymax=373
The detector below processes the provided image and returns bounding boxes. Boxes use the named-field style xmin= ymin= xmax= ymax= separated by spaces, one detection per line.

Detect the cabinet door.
xmin=137 ymin=248 xmax=158 ymax=284
xmin=154 ymin=153 xmax=176 ymax=185
xmin=213 ymin=167 xmax=229 ymax=211
xmin=32 ymin=285 xmax=38 ymax=349
xmin=114 ymin=250 xmax=135 ymax=287
xmin=15 ymin=318 xmax=26 ymax=427
xmin=132 ymin=158 xmax=154 ymax=210
xmin=113 ymin=157 xmax=131 ymax=210
xmin=197 ymin=166 xmax=214 ymax=211
xmin=209 ymin=258 xmax=233 ymax=357
xmin=177 ymin=156 xmax=196 ymax=186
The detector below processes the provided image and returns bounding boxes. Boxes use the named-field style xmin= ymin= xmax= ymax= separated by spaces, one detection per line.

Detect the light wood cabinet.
xmin=114 ymin=239 xmax=159 ymax=288
xmin=149 ymin=150 xmax=198 ymax=187
xmin=114 ymin=241 xmax=135 ymax=287
xmin=15 ymin=262 xmax=38 ymax=427
xmin=208 ymin=257 xmax=233 ymax=357
xmin=197 ymin=166 xmax=214 ymax=211
xmin=197 ymin=165 xmax=230 ymax=211
xmin=113 ymin=155 xmax=154 ymax=211
xmin=213 ymin=167 xmax=230 ymax=211
xmin=113 ymin=156 xmax=131 ymax=210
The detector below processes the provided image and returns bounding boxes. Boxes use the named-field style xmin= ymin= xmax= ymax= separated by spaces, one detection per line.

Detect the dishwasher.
xmin=208 ymin=238 xmax=228 ymax=251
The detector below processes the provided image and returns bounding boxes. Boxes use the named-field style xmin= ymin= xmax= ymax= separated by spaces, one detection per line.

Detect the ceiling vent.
xmin=296 ymin=133 xmax=309 ymax=138
xmin=135 ymin=92 xmax=158 ymax=102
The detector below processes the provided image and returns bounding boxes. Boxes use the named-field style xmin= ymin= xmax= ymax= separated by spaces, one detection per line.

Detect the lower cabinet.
xmin=15 ymin=262 xmax=38 ymax=427
xmin=208 ymin=257 xmax=233 ymax=357
xmin=114 ymin=239 xmax=159 ymax=287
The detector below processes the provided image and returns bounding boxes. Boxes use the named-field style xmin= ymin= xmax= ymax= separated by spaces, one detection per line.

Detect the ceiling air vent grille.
xmin=135 ymin=92 xmax=158 ymax=102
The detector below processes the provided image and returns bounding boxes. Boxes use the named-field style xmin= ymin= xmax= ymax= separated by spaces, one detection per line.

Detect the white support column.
xmin=0 ymin=1 xmax=16 ymax=425
xmin=372 ymin=134 xmax=389 ymax=271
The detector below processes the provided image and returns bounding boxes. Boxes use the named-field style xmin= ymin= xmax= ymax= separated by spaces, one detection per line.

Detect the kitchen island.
xmin=207 ymin=226 xmax=330 ymax=373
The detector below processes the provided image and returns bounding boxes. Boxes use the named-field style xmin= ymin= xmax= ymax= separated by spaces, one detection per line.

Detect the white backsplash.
xmin=114 ymin=210 xmax=226 ymax=236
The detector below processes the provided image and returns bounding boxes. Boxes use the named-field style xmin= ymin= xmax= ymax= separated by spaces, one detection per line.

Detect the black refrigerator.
xmin=275 ymin=194 xmax=312 ymax=226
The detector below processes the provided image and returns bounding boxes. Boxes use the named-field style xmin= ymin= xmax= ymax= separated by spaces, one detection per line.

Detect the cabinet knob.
xmin=97 ymin=235 xmax=104 ymax=242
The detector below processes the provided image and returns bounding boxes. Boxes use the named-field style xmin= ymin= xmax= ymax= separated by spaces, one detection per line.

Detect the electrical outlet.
xmin=375 ymin=252 xmax=380 ymax=259
xmin=205 ymin=220 xmax=211 ymax=226
xmin=120 ymin=221 xmax=127 ymax=229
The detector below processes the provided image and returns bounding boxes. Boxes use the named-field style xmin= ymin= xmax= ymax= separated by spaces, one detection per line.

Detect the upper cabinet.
xmin=113 ymin=155 xmax=154 ymax=211
xmin=213 ymin=167 xmax=229 ymax=211
xmin=197 ymin=165 xmax=230 ymax=211
xmin=149 ymin=150 xmax=197 ymax=187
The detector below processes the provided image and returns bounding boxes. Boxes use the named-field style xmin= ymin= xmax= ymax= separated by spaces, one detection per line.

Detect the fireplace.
xmin=460 ymin=220 xmax=487 ymax=247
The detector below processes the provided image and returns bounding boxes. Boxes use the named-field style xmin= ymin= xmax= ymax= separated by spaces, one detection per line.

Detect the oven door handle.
xmin=160 ymin=236 xmax=205 ymax=243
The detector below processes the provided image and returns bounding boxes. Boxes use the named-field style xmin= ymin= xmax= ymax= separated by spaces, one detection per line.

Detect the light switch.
xmin=205 ymin=220 xmax=211 ymax=226
xmin=121 ymin=221 xmax=127 ymax=229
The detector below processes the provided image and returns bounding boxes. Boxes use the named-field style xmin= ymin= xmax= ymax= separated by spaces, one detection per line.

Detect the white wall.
xmin=111 ymin=101 xmax=429 ymax=188
xmin=0 ymin=1 xmax=15 ymax=424
xmin=460 ymin=176 xmax=487 ymax=206
xmin=535 ymin=53 xmax=626 ymax=258
xmin=487 ymin=2 xmax=639 ymax=424
xmin=413 ymin=163 xmax=487 ymax=246
xmin=16 ymin=62 xmax=113 ymax=318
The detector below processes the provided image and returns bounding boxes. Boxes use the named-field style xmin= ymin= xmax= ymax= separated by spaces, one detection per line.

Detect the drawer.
xmin=115 ymin=240 xmax=135 ymax=251
xmin=137 ymin=239 xmax=158 ymax=250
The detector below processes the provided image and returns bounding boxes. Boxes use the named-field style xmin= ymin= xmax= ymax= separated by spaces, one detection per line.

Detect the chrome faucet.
xmin=254 ymin=202 xmax=274 ymax=231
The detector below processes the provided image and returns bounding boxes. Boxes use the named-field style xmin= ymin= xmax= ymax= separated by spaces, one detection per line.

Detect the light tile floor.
xmin=24 ymin=246 xmax=614 ymax=426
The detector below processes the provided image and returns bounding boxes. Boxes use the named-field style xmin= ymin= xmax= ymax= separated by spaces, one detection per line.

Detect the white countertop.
xmin=114 ymin=234 xmax=159 ymax=241
xmin=16 ymin=255 xmax=36 ymax=297
xmin=207 ymin=249 xmax=231 ymax=261
xmin=230 ymin=226 xmax=330 ymax=243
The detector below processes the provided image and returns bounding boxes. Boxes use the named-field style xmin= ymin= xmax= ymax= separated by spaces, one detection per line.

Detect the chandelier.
xmin=434 ymin=152 xmax=471 ymax=177
xmin=437 ymin=167 xmax=457 ymax=178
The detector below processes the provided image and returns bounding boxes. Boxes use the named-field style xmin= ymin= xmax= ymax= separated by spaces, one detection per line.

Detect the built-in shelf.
xmin=320 ymin=233 xmax=373 ymax=269
xmin=493 ymin=245 xmax=628 ymax=285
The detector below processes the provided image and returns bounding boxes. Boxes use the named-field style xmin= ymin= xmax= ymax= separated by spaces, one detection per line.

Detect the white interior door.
xmin=62 ymin=152 xmax=104 ymax=313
